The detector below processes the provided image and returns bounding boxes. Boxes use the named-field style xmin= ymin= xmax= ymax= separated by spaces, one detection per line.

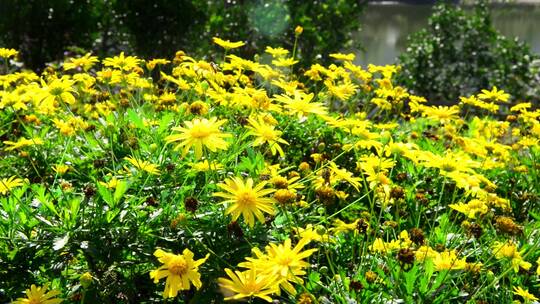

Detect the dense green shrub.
xmin=397 ymin=2 xmax=540 ymax=104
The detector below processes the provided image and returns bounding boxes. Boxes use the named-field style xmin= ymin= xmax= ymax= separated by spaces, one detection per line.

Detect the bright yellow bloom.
xmin=124 ymin=156 xmax=160 ymax=175
xmin=63 ymin=53 xmax=99 ymax=71
xmin=0 ymin=48 xmax=18 ymax=59
xmin=146 ymin=58 xmax=171 ymax=70
xmin=41 ymin=78 xmax=76 ymax=105
xmin=213 ymin=177 xmax=276 ymax=227
xmin=478 ymin=86 xmax=510 ymax=103
xmin=240 ymin=238 xmax=316 ymax=296
xmin=293 ymin=224 xmax=332 ymax=243
xmin=212 ymin=37 xmax=245 ymax=50
xmin=274 ymin=91 xmax=328 ymax=120
xmin=150 ymin=248 xmax=209 ymax=298
xmin=492 ymin=241 xmax=532 ymax=272
xmin=218 ymin=268 xmax=278 ymax=302
xmin=246 ymin=116 xmax=289 ymax=157
xmin=330 ymin=219 xmax=361 ymax=235
xmin=189 ymin=160 xmax=224 ymax=172
xmin=265 ymin=47 xmax=289 ymax=57
xmin=449 ymin=199 xmax=488 ymax=219
xmin=272 ymin=57 xmax=299 ymax=67
xmin=0 ymin=176 xmax=24 ymax=195
xmin=102 ymin=52 xmax=142 ymax=71
xmin=12 ymin=284 xmax=62 ymax=304
xmin=513 ymin=286 xmax=539 ymax=302
xmin=165 ymin=117 xmax=231 ymax=159
xmin=420 ymin=105 xmax=460 ymax=123
xmin=99 ymin=177 xmax=120 ymax=189
xmin=329 ymin=53 xmax=355 ymax=62
xmin=3 ymin=137 xmax=44 ymax=151
xmin=52 ymin=164 xmax=70 ymax=175
xmin=432 ymin=250 xmax=467 ymax=271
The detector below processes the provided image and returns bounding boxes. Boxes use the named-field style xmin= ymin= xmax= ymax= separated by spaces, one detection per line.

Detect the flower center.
xmin=237 ymin=191 xmax=256 ymax=206
xmin=440 ymin=162 xmax=456 ymax=172
xmin=168 ymin=257 xmax=188 ymax=276
xmin=50 ymin=86 xmax=64 ymax=96
xmin=260 ymin=129 xmax=276 ymax=141
xmin=190 ymin=126 xmax=212 ymax=139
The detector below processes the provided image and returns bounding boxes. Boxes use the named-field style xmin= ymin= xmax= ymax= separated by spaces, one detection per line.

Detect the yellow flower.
xmin=102 ymin=52 xmax=142 ymax=71
xmin=165 ymin=117 xmax=231 ymax=159
xmin=295 ymin=26 xmax=304 ymax=35
xmin=240 ymin=238 xmax=316 ymax=296
xmin=330 ymin=219 xmax=362 ymax=235
xmin=513 ymin=286 xmax=539 ymax=302
xmin=293 ymin=224 xmax=332 ymax=243
xmin=218 ymin=268 xmax=278 ymax=302
xmin=12 ymin=284 xmax=63 ymax=304
xmin=99 ymin=177 xmax=119 ymax=189
xmin=272 ymin=57 xmax=299 ymax=67
xmin=0 ymin=176 xmax=24 ymax=195
xmin=63 ymin=53 xmax=99 ymax=71
xmin=3 ymin=137 xmax=44 ymax=151
xmin=265 ymin=47 xmax=289 ymax=57
xmin=246 ymin=116 xmax=289 ymax=157
xmin=41 ymin=78 xmax=76 ymax=105
xmin=432 ymin=250 xmax=467 ymax=271
xmin=449 ymin=199 xmax=488 ymax=219
xmin=146 ymin=58 xmax=170 ymax=70
xmin=150 ymin=248 xmax=209 ymax=298
xmin=213 ymin=177 xmax=276 ymax=227
xmin=124 ymin=156 xmax=160 ymax=175
xmin=212 ymin=37 xmax=245 ymax=50
xmin=478 ymin=86 xmax=510 ymax=103
xmin=189 ymin=160 xmax=224 ymax=172
xmin=274 ymin=91 xmax=328 ymax=120
xmin=329 ymin=53 xmax=356 ymax=62
xmin=420 ymin=105 xmax=460 ymax=123
xmin=52 ymin=164 xmax=70 ymax=175
xmin=0 ymin=48 xmax=18 ymax=59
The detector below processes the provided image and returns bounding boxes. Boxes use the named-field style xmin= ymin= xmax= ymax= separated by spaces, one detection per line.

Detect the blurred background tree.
xmin=0 ymin=0 xmax=101 ymax=70
xmin=0 ymin=0 xmax=367 ymax=69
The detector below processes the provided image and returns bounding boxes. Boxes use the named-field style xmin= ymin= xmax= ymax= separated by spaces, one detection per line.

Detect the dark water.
xmin=355 ymin=3 xmax=540 ymax=66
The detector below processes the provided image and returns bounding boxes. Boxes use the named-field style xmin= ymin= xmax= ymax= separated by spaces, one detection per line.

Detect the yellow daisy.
xmin=213 ymin=37 xmax=245 ymax=50
xmin=0 ymin=176 xmax=24 ymax=195
xmin=150 ymin=248 xmax=209 ymax=298
xmin=213 ymin=177 xmax=276 ymax=227
xmin=218 ymin=268 xmax=278 ymax=302
xmin=12 ymin=284 xmax=63 ymax=304
xmin=165 ymin=117 xmax=231 ymax=159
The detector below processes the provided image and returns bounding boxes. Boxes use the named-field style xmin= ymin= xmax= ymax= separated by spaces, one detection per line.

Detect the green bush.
xmin=397 ymin=2 xmax=540 ymax=104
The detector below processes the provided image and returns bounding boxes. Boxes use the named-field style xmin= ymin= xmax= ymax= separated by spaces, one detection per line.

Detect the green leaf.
xmin=97 ymin=183 xmax=114 ymax=207
xmin=158 ymin=112 xmax=175 ymax=134
xmin=113 ymin=180 xmax=130 ymax=204
xmin=127 ymin=109 xmax=145 ymax=130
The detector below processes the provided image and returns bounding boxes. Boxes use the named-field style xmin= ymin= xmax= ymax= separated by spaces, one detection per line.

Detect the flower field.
xmin=1 ymin=39 xmax=539 ymax=303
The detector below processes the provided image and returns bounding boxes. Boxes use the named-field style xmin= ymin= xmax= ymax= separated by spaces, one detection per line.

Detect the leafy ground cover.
xmin=0 ymin=36 xmax=539 ymax=303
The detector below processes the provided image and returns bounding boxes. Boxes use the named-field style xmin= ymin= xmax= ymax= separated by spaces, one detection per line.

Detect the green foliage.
xmin=397 ymin=2 xmax=540 ymax=104
xmin=0 ymin=0 xmax=366 ymax=69
xmin=0 ymin=0 xmax=102 ymax=70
